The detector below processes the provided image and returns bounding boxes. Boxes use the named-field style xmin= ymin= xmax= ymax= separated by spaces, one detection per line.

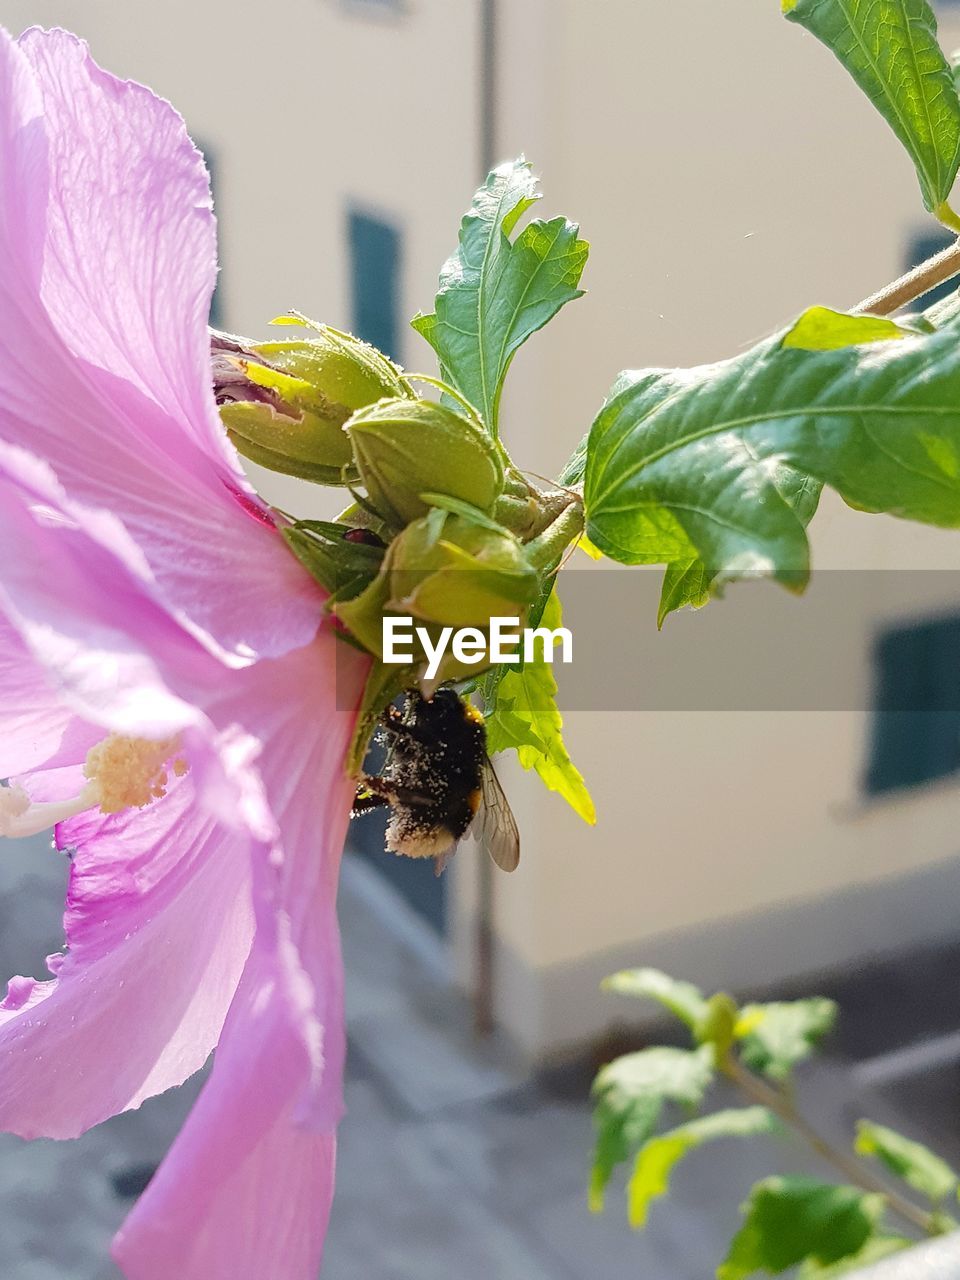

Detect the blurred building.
xmin=5 ymin=0 xmax=960 ymax=1063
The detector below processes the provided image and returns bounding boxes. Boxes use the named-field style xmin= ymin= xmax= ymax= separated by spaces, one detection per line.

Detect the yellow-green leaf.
xmin=484 ymin=590 xmax=595 ymax=823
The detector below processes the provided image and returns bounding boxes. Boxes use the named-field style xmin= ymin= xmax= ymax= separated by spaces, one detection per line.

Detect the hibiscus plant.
xmin=2 ymin=3 xmax=960 ymax=1279
xmin=592 ymin=970 xmax=960 ymax=1277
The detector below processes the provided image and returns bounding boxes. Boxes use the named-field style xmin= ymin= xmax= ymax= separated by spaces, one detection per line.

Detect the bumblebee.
xmin=351 ymin=688 xmax=520 ymax=875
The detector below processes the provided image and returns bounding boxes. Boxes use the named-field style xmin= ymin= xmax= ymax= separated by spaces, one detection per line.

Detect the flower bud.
xmin=387 ymin=510 xmax=537 ymax=627
xmin=333 ymin=511 xmax=538 ymax=684
xmin=211 ymin=326 xmax=408 ymax=485
xmin=346 ymin=400 xmax=504 ymax=527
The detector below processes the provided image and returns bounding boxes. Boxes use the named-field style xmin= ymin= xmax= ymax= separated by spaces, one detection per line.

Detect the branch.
xmin=854 ymin=239 xmax=960 ymax=317
xmin=722 ymin=1053 xmax=935 ymax=1237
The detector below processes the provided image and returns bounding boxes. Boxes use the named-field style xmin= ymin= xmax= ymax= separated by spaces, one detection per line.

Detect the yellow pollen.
xmin=83 ymin=735 xmax=187 ymax=815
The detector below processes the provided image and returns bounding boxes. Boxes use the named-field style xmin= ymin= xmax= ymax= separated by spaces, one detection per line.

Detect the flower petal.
xmin=111 ymin=957 xmax=336 ymax=1280
xmin=0 ymin=27 xmax=323 ymax=661
xmin=0 ymin=611 xmax=98 ymax=776
xmin=212 ymin=631 xmax=368 ymax=1128
xmin=112 ymin=630 xmax=367 ymax=1279
xmin=0 ymin=442 xmax=213 ymax=737
xmin=0 ymin=758 xmax=254 ymax=1140
xmin=17 ymin=25 xmax=234 ymax=472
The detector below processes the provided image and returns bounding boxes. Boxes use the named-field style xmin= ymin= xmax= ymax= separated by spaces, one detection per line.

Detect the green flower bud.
xmin=346 ymin=400 xmax=504 ymax=527
xmin=388 ymin=510 xmax=537 ymax=627
xmin=333 ymin=511 xmax=538 ymax=685
xmin=212 ymin=325 xmax=409 ymax=485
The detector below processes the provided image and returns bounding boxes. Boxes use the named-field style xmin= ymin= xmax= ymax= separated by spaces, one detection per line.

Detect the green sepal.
xmin=220 ymin=398 xmax=356 ymax=485
xmin=281 ymin=520 xmax=384 ymax=603
xmin=218 ymin=321 xmax=409 ymax=485
xmin=345 ymin=660 xmax=413 ymax=777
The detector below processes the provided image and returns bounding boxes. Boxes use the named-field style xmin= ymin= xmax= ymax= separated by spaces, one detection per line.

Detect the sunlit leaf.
xmin=735 ymin=998 xmax=837 ymax=1081
xmin=628 ymin=1107 xmax=779 ymax=1228
xmin=855 ymin=1120 xmax=958 ymax=1204
xmin=584 ymin=308 xmax=960 ymax=607
xmin=784 ymin=0 xmax=960 ymax=222
xmin=601 ymin=968 xmax=710 ymax=1030
xmin=783 ymin=307 xmax=916 ymax=351
xmin=413 ymin=158 xmax=588 ymax=436
xmin=484 ymin=591 xmax=595 ymax=822
xmin=589 ymin=1044 xmax=714 ymax=1210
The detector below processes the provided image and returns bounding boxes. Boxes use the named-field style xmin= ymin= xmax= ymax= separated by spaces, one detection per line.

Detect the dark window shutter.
xmin=865 ymin=615 xmax=960 ymax=794
xmin=348 ymin=209 xmax=401 ymax=361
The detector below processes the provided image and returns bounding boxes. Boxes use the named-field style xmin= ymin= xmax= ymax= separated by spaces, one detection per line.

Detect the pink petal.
xmin=112 ymin=957 xmax=336 ymax=1280
xmin=113 ymin=630 xmax=367 ymax=1279
xmin=0 ymin=759 xmax=254 ymax=1140
xmin=213 ymin=632 xmax=369 ymax=1128
xmin=0 ymin=442 xmax=213 ymax=737
xmin=0 ymin=27 xmax=323 ymax=662
xmin=0 ymin=611 xmax=98 ymax=776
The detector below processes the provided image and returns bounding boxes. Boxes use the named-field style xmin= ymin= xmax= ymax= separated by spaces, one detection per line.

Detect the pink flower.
xmin=0 ymin=25 xmax=367 ymax=1278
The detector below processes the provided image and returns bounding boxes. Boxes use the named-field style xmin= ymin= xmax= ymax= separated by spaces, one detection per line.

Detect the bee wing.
xmin=471 ymin=759 xmax=520 ymax=872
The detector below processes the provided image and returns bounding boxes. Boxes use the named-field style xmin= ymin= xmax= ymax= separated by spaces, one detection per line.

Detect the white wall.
xmin=471 ymin=0 xmax=960 ymax=1056
xmin=6 ymin=0 xmax=960 ymax=1059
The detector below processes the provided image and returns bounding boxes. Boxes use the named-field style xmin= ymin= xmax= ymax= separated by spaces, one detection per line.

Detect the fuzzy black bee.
xmin=351 ymin=688 xmax=520 ymax=876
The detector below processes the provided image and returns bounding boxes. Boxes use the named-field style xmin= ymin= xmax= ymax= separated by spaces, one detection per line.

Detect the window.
xmin=905 ymin=228 xmax=955 ymax=309
xmin=864 ymin=614 xmax=960 ymax=794
xmin=348 ymin=208 xmax=402 ymax=361
xmin=340 ymin=0 xmax=404 ymax=16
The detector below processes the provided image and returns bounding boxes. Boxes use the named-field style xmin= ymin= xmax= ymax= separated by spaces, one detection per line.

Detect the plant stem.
xmin=524 ymin=499 xmax=585 ymax=572
xmin=853 ymin=239 xmax=960 ymax=317
xmin=722 ymin=1053 xmax=935 ymax=1237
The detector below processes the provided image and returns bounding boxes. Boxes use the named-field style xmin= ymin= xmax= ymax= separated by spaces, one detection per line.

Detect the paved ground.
xmin=1 ymin=829 xmax=959 ymax=1279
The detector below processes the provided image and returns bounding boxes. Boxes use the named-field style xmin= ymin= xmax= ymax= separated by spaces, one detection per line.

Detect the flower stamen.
xmin=0 ymin=781 xmax=99 ymax=839
xmin=0 ymin=735 xmax=188 ymax=840
xmin=83 ymin=735 xmax=186 ymax=814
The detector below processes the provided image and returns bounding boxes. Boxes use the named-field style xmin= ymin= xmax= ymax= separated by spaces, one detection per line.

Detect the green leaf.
xmin=413 ymin=158 xmax=588 ymax=436
xmin=783 ymin=0 xmax=960 ymax=222
xmin=559 ymin=431 xmax=589 ymax=488
xmin=855 ymin=1120 xmax=958 ymax=1203
xmin=601 ymin=968 xmax=710 ymax=1030
xmin=657 ymin=559 xmax=713 ymax=627
xmin=656 ymin=464 xmax=821 ymax=625
xmin=798 ymin=1236 xmax=913 ymax=1279
xmin=584 ymin=309 xmax=960 ymax=601
xmin=718 ymin=1176 xmax=886 ymax=1279
xmin=735 ymin=998 xmax=837 ymax=1081
xmin=783 ymin=306 xmax=917 ymax=351
xmin=483 ymin=590 xmax=595 ymax=823
xmin=628 ymin=1107 xmax=779 ymax=1229
xmin=589 ymin=1044 xmax=715 ymax=1210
